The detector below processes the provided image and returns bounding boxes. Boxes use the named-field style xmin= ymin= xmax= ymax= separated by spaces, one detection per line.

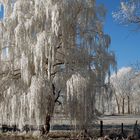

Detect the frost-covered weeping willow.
xmin=0 ymin=0 xmax=116 ymax=129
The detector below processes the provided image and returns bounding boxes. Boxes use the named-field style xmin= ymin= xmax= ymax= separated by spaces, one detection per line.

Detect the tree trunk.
xmin=130 ymin=104 xmax=132 ymax=114
xmin=122 ymin=97 xmax=125 ymax=114
xmin=45 ymin=114 xmax=51 ymax=135
xmin=127 ymin=96 xmax=130 ymax=114
xmin=114 ymin=93 xmax=120 ymax=114
xmin=44 ymin=93 xmax=55 ymax=134
xmin=42 ymin=83 xmax=61 ymax=135
xmin=118 ymin=105 xmax=120 ymax=114
xmin=40 ymin=114 xmax=51 ymax=135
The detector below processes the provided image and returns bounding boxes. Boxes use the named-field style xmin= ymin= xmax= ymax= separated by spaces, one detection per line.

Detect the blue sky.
xmin=0 ymin=4 xmax=4 ymax=19
xmin=97 ymin=0 xmax=140 ymax=69
xmin=0 ymin=2 xmax=140 ymax=69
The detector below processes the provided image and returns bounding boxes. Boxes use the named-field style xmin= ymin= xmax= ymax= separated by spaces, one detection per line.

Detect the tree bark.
xmin=114 ymin=93 xmax=120 ymax=114
xmin=43 ymin=83 xmax=61 ymax=135
xmin=127 ymin=96 xmax=130 ymax=114
xmin=45 ymin=114 xmax=51 ymax=135
xmin=122 ymin=97 xmax=125 ymax=114
xmin=118 ymin=105 xmax=120 ymax=114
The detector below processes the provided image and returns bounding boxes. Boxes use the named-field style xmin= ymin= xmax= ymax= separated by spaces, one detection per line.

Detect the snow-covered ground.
xmin=99 ymin=115 xmax=140 ymax=125
xmin=51 ymin=114 xmax=140 ymax=126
